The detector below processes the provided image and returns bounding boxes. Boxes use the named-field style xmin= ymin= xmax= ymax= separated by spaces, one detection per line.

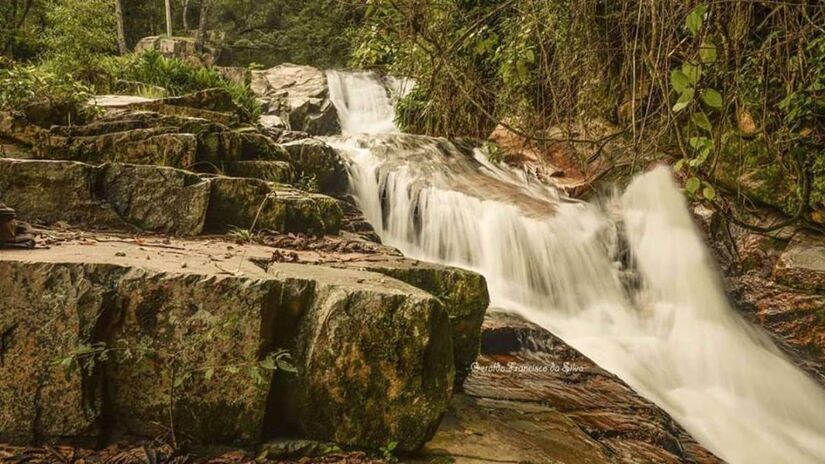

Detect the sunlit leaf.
xmin=703 ymin=185 xmax=716 ymax=200
xmin=686 ymin=176 xmax=702 ymax=194
xmin=670 ymin=70 xmax=690 ymax=93
xmin=701 ymin=88 xmax=723 ymax=108
xmin=672 ymin=87 xmax=695 ymax=113
xmin=682 ymin=62 xmax=702 ymax=85
xmin=699 ymin=40 xmax=717 ymax=63
xmin=686 ymin=5 xmax=708 ymax=36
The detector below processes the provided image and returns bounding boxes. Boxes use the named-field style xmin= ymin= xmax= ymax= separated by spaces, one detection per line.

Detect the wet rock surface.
xmin=412 ymin=311 xmax=722 ymax=464
xmin=699 ymin=205 xmax=825 ymax=385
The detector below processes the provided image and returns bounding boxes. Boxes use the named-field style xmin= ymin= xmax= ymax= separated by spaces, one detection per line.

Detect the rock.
xmin=409 ymin=311 xmax=722 ymax=464
xmin=282 ymin=139 xmax=348 ymax=195
xmin=226 ymin=160 xmax=294 ymax=183
xmin=205 ymin=177 xmax=343 ymax=235
xmin=99 ymin=163 xmax=211 ymax=235
xmin=773 ymin=234 xmax=825 ymax=292
xmin=0 ymin=262 xmax=125 ymax=445
xmin=107 ymin=270 xmax=276 ymax=444
xmin=251 ymin=64 xmax=340 ymax=135
xmin=217 ymin=66 xmax=251 ymax=86
xmin=34 ymin=129 xmax=199 ymax=169
xmin=340 ymin=258 xmax=489 ymax=386
xmin=0 ymin=111 xmax=49 ymax=146
xmin=277 ymin=270 xmax=454 ymax=452
xmin=196 ymin=131 xmax=290 ymax=167
xmin=0 ymin=237 xmax=458 ymax=450
xmin=134 ymin=36 xmax=219 ymax=67
xmin=93 ymin=89 xmax=248 ymax=126
xmin=0 ymin=158 xmax=345 ymax=236
xmin=259 ymin=114 xmax=287 ymax=130
xmin=0 ymin=158 xmax=125 ymax=228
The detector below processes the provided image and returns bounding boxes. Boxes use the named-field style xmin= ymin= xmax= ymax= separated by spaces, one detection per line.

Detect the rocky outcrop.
xmin=0 ymin=237 xmax=459 ymax=451
xmin=99 ymin=163 xmax=211 ymax=235
xmin=0 ymin=159 xmax=343 ymax=236
xmin=251 ymin=64 xmax=339 ymax=136
xmin=0 ymin=158 xmax=126 ymax=229
xmin=205 ymin=176 xmax=342 ymax=235
xmin=338 ymin=258 xmax=489 ymax=385
xmin=282 ymin=139 xmax=348 ymax=195
xmin=773 ymin=235 xmax=825 ymax=292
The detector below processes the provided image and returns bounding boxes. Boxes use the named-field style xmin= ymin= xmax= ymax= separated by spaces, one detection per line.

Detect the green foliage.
xmin=0 ymin=63 xmax=96 ymax=122
xmin=210 ymin=0 xmax=363 ymax=68
xmin=98 ymin=51 xmax=261 ymax=121
xmin=42 ymin=0 xmax=117 ymax=78
xmin=356 ymin=0 xmax=823 ymax=220
xmin=296 ymin=172 xmax=319 ymax=193
xmin=379 ymin=440 xmax=399 ymax=462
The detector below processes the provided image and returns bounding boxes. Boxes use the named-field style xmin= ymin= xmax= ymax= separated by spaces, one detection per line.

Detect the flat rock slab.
xmin=0 ymin=235 xmax=462 ymax=451
xmin=92 ymin=95 xmax=158 ymax=108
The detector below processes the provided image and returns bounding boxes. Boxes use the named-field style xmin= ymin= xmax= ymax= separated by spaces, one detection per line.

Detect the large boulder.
xmin=339 ymin=258 xmax=489 ymax=386
xmin=0 ymin=238 xmax=458 ymax=451
xmin=99 ymin=163 xmax=211 ymax=235
xmin=0 ymin=262 xmax=126 ymax=445
xmin=0 ymin=158 xmax=125 ymax=228
xmin=277 ymin=272 xmax=454 ymax=451
xmin=251 ymin=64 xmax=340 ymax=136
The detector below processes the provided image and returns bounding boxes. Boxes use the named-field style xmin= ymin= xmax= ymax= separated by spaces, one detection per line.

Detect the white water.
xmin=325 ymin=70 xmax=825 ymax=463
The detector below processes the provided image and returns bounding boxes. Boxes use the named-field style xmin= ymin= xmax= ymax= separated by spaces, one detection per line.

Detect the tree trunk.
xmin=165 ymin=0 xmax=173 ymax=36
xmin=182 ymin=0 xmax=190 ymax=32
xmin=195 ymin=0 xmax=209 ymax=53
xmin=115 ymin=0 xmax=128 ymax=55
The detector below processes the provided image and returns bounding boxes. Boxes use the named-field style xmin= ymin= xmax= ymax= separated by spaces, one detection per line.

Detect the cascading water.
xmin=324 ymin=70 xmax=825 ymax=463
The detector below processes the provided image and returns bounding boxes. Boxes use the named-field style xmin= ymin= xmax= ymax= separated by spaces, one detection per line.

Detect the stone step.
xmin=0 ymin=236 xmax=463 ymax=451
xmin=0 ymin=158 xmax=342 ymax=236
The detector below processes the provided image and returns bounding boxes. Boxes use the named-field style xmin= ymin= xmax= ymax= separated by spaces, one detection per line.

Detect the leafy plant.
xmin=296 ymin=172 xmax=319 ymax=193
xmin=97 ymin=51 xmax=261 ymax=122
xmin=0 ymin=63 xmax=97 ymax=123
xmin=379 ymin=440 xmax=399 ymax=462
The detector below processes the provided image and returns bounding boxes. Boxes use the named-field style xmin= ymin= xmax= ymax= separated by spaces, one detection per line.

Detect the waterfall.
xmin=324 ymin=70 xmax=825 ymax=464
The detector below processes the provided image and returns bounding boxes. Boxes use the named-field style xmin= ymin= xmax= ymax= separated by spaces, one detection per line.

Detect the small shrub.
xmin=0 ymin=64 xmax=96 ymax=123
xmin=98 ymin=51 xmax=261 ymax=122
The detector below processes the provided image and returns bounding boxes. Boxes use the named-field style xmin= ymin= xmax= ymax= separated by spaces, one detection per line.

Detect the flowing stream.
xmin=324 ymin=70 xmax=825 ymax=464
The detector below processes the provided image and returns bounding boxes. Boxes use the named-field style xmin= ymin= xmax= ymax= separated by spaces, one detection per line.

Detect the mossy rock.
xmin=204 ymin=177 xmax=342 ymax=235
